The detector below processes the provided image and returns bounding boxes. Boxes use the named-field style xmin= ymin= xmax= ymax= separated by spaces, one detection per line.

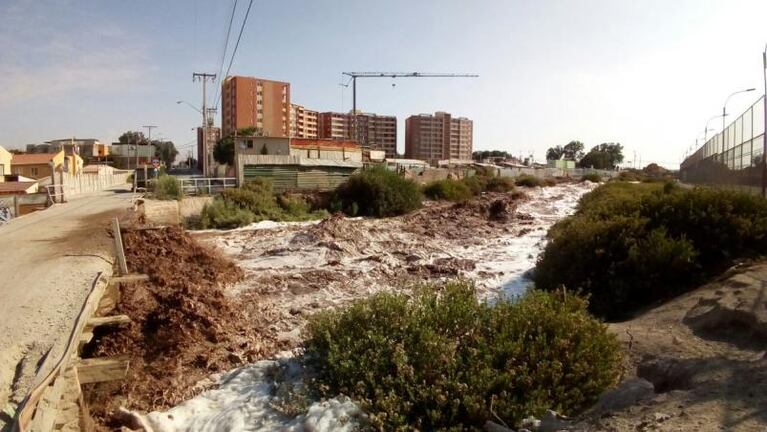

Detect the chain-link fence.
xmin=680 ymin=96 xmax=766 ymax=196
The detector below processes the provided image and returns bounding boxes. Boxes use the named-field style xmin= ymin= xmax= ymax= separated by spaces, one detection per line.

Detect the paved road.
xmin=0 ymin=187 xmax=133 ymax=425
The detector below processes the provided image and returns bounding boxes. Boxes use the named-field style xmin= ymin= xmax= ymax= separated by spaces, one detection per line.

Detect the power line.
xmin=215 ymin=0 xmax=254 ymax=109
xmin=212 ymin=0 xmax=239 ymax=108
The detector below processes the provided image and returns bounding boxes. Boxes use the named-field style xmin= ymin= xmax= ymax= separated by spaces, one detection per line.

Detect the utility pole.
xmin=193 ymin=73 xmax=216 ymax=176
xmin=341 ymin=72 xmax=478 ymax=145
xmin=142 ymin=125 xmax=157 ymax=168
xmin=762 ymin=44 xmax=767 ymax=198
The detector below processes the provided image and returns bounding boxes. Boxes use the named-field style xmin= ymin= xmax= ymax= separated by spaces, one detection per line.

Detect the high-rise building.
xmin=221 ymin=76 xmax=290 ymax=138
xmin=289 ymin=104 xmax=319 ymax=139
xmin=318 ymin=111 xmax=398 ymax=158
xmin=405 ymin=112 xmax=473 ymax=162
xmin=318 ymin=112 xmax=351 ymax=140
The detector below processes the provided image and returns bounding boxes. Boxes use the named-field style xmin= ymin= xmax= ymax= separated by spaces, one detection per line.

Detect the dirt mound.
xmin=83 ymin=227 xmax=281 ymax=428
xmin=403 ymin=193 xmax=525 ymax=240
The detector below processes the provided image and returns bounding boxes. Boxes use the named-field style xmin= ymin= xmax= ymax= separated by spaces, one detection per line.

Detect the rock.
xmin=289 ymin=307 xmax=302 ymax=315
xmin=539 ymin=410 xmax=571 ymax=432
xmin=653 ymin=412 xmax=671 ymax=422
xmin=590 ymin=378 xmax=655 ymax=413
xmin=484 ymin=420 xmax=515 ymax=432
xmin=518 ymin=415 xmax=541 ymax=430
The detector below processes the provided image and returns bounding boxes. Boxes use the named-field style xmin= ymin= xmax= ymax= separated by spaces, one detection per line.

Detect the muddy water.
xmin=133 ymin=182 xmax=596 ymax=432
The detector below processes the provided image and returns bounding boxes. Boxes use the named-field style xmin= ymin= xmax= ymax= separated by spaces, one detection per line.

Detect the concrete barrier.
xmin=140 ymin=196 xmax=214 ymax=226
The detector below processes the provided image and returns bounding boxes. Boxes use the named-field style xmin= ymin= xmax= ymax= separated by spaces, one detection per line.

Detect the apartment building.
xmin=289 ymin=104 xmax=319 ymax=139
xmin=27 ymin=138 xmax=108 ymax=162
xmin=221 ymin=76 xmax=290 ymax=138
xmin=318 ymin=111 xmax=398 ymax=158
xmin=405 ymin=112 xmax=473 ymax=162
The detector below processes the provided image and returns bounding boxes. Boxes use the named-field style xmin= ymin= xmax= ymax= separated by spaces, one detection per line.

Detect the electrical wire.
xmin=212 ymin=0 xmax=239 ymax=108
xmin=215 ymin=0 xmax=254 ymax=109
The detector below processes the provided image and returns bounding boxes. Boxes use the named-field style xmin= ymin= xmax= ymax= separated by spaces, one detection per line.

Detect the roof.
xmin=0 ymin=181 xmax=38 ymax=194
xmin=241 ymin=154 xmax=362 ymax=168
xmin=291 ymin=138 xmax=360 ymax=150
xmin=12 ymin=153 xmax=59 ymax=165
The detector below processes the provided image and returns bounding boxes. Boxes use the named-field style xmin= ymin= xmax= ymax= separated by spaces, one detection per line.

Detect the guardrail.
xmin=179 ymin=177 xmax=237 ymax=196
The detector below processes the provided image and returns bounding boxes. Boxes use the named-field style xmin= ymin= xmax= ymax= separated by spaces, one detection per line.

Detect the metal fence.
xmin=680 ymin=96 xmax=766 ymax=195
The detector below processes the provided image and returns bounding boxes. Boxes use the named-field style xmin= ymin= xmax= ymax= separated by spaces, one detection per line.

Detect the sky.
xmin=2 ymin=0 xmax=767 ymax=168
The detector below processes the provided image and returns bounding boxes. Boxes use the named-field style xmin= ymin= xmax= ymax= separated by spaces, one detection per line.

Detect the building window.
xmin=31 ymin=167 xmax=39 ymax=176
xmin=247 ymin=140 xmax=254 ymax=149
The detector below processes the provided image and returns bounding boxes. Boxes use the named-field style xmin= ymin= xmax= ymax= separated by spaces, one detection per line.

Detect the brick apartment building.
xmin=221 ymin=76 xmax=290 ymax=138
xmin=318 ymin=111 xmax=397 ymax=158
xmin=289 ymin=104 xmax=319 ymax=139
xmin=405 ymin=112 xmax=473 ymax=162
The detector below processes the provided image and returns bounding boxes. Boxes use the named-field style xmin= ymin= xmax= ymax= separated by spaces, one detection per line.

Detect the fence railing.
xmin=179 ymin=177 xmax=237 ymax=196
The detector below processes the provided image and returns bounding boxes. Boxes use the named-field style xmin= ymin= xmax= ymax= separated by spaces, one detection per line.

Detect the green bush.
xmin=515 ymin=174 xmax=545 ymax=187
xmin=153 ymin=175 xmax=183 ymax=200
xmin=199 ymin=200 xmax=254 ymax=229
xmin=220 ymin=185 xmax=283 ymax=220
xmin=461 ymin=175 xmax=489 ymax=195
xmin=534 ymin=183 xmax=767 ymax=319
xmin=304 ymin=281 xmax=621 ymax=430
xmin=581 ymin=173 xmax=602 ymax=183
xmin=484 ymin=175 xmax=516 ymax=192
xmin=332 ymin=167 xmax=422 ymax=217
xmin=423 ymin=179 xmax=474 ymax=202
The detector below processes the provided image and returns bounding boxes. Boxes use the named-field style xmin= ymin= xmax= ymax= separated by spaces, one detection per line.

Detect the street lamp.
xmin=176 ymin=100 xmax=202 ymax=114
xmin=722 ymin=88 xmax=756 ymax=153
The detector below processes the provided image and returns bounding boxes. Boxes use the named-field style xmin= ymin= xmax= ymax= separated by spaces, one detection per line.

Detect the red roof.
xmin=291 ymin=138 xmax=360 ymax=149
xmin=12 ymin=153 xmax=58 ymax=165
xmin=0 ymin=181 xmax=38 ymax=194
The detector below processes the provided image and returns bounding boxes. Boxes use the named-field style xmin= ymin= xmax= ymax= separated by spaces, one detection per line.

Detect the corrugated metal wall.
xmin=243 ymin=165 xmax=356 ymax=191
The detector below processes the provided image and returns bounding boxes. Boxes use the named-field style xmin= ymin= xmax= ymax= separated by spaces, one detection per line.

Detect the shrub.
xmin=153 ymin=175 xmax=183 ymax=200
xmin=220 ymin=185 xmax=282 ymax=220
xmin=461 ymin=175 xmax=489 ymax=195
xmin=423 ymin=179 xmax=474 ymax=202
xmin=304 ymin=281 xmax=621 ymax=430
xmin=199 ymin=200 xmax=254 ymax=229
xmin=332 ymin=167 xmax=422 ymax=217
xmin=276 ymin=194 xmax=330 ymax=221
xmin=515 ymin=174 xmax=545 ymax=187
xmin=484 ymin=176 xmax=516 ymax=192
xmin=534 ymin=183 xmax=767 ymax=319
xmin=581 ymin=173 xmax=602 ymax=183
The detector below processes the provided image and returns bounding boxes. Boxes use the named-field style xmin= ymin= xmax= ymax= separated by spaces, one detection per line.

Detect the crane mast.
xmin=341 ymin=71 xmax=478 ymax=143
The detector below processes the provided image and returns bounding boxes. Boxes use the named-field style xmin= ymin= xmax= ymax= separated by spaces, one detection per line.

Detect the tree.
xmin=213 ymin=136 xmax=235 ymax=165
xmin=546 ymin=146 xmax=564 ymax=161
xmin=472 ymin=150 xmax=512 ymax=161
xmin=563 ymin=141 xmax=585 ymax=160
xmin=153 ymin=140 xmax=179 ymax=167
xmin=546 ymin=141 xmax=585 ymax=161
xmin=578 ymin=143 xmax=624 ymax=169
xmin=118 ymin=131 xmax=148 ymax=145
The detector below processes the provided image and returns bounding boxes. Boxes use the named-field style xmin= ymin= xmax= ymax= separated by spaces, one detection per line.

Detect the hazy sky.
xmin=2 ymin=0 xmax=767 ymax=168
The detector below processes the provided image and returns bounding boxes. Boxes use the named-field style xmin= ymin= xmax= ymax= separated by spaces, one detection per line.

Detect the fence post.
xmin=13 ymin=195 xmax=19 ymax=217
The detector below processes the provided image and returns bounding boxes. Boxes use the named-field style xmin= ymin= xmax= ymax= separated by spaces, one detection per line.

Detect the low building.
xmin=547 ymin=159 xmax=576 ymax=169
xmin=109 ymin=144 xmax=156 ymax=169
xmin=11 ymin=151 xmax=81 ymax=179
xmin=0 ymin=146 xmax=11 ymax=181
xmin=28 ymin=138 xmax=108 ymax=162
xmin=233 ymin=136 xmax=361 ymax=191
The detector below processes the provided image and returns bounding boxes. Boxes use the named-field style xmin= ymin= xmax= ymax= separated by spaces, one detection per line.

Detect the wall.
xmin=59 ymin=171 xmax=131 ymax=197
xmin=0 ymin=147 xmax=11 ymax=181
xmin=141 ymin=196 xmax=214 ymax=226
xmin=0 ymin=193 xmax=49 ymax=218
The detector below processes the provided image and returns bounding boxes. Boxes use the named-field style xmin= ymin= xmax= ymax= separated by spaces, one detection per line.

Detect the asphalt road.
xmin=0 ymin=187 xmax=133 ymax=426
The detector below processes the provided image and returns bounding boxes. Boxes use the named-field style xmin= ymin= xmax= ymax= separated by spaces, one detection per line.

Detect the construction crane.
xmin=341 ymin=72 xmax=479 ymax=140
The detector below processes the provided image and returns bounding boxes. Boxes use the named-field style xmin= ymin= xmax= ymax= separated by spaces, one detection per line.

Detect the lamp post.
xmin=176 ymin=100 xmax=202 ymax=114
xmin=722 ymin=88 xmax=756 ymax=156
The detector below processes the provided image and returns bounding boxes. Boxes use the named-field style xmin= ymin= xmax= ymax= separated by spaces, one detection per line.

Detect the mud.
xmin=82 ymin=227 xmax=284 ymax=429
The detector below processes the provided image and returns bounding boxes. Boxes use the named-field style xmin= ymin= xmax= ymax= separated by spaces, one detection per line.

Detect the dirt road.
xmin=0 ymin=188 xmax=133 ymax=428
